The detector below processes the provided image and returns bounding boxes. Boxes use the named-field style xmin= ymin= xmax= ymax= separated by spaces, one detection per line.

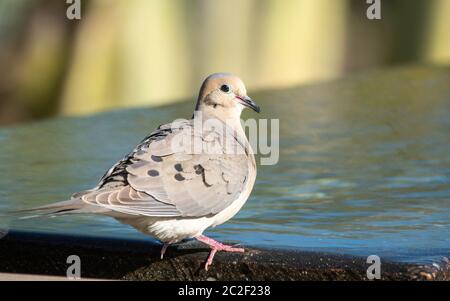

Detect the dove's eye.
xmin=220 ymin=84 xmax=232 ymax=93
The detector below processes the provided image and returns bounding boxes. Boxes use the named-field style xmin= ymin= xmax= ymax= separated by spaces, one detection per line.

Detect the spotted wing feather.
xmin=76 ymin=119 xmax=250 ymax=218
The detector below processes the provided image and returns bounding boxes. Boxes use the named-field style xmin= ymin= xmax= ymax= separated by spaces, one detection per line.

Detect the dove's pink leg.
xmin=196 ymin=235 xmax=244 ymax=270
xmin=160 ymin=243 xmax=169 ymax=259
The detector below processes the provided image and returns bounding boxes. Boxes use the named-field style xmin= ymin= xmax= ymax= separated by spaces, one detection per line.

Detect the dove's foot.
xmin=160 ymin=243 xmax=169 ymax=259
xmin=196 ymin=235 xmax=244 ymax=270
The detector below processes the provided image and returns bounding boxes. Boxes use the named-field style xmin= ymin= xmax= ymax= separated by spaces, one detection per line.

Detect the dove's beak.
xmin=236 ymin=95 xmax=261 ymax=113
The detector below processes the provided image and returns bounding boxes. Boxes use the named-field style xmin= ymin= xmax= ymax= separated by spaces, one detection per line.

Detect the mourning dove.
xmin=22 ymin=73 xmax=260 ymax=270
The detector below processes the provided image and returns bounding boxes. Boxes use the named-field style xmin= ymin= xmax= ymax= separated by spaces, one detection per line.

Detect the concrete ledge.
xmin=0 ymin=273 xmax=105 ymax=281
xmin=0 ymin=230 xmax=448 ymax=281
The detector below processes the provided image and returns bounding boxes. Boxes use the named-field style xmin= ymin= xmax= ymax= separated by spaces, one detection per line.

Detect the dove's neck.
xmin=194 ymin=108 xmax=254 ymax=164
xmin=195 ymin=108 xmax=246 ymax=138
xmin=193 ymin=108 xmax=256 ymax=170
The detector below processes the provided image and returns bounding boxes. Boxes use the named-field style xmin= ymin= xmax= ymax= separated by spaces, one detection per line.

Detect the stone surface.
xmin=0 ymin=230 xmax=448 ymax=281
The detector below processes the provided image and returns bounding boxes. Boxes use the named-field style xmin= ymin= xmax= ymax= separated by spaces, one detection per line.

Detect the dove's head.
xmin=195 ymin=73 xmax=260 ymax=121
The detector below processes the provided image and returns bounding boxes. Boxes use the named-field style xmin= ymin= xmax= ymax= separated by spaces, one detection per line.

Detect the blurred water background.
xmin=0 ymin=0 xmax=450 ymax=124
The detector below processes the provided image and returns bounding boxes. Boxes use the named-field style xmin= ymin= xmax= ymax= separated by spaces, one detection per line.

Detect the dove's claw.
xmin=160 ymin=243 xmax=169 ymax=259
xmin=205 ymin=248 xmax=217 ymax=271
xmin=196 ymin=235 xmax=245 ymax=270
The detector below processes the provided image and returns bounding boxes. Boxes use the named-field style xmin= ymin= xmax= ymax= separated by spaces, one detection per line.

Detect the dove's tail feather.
xmin=13 ymin=199 xmax=87 ymax=219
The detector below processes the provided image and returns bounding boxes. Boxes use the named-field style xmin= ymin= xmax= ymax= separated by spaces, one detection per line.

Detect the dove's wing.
xmin=77 ymin=119 xmax=252 ymax=217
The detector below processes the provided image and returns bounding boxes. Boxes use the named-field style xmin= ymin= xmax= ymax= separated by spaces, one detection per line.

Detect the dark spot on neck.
xmin=204 ymin=98 xmax=222 ymax=109
xmin=174 ymin=163 xmax=183 ymax=172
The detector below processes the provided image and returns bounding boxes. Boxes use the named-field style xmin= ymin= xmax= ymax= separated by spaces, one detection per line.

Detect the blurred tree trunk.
xmin=423 ymin=0 xmax=450 ymax=64
xmin=0 ymin=0 xmax=73 ymax=124
xmin=254 ymin=0 xmax=349 ymax=88
xmin=59 ymin=0 xmax=119 ymax=115
xmin=117 ymin=0 xmax=190 ymax=108
xmin=388 ymin=0 xmax=431 ymax=64
xmin=185 ymin=0 xmax=257 ymax=87
xmin=60 ymin=0 xmax=191 ymax=116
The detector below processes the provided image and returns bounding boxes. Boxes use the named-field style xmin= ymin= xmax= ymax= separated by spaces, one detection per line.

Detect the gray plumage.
xmin=73 ymin=119 xmax=251 ymax=218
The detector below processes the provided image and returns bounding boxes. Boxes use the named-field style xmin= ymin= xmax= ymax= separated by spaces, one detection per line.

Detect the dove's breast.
xmin=208 ymin=164 xmax=256 ymax=228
